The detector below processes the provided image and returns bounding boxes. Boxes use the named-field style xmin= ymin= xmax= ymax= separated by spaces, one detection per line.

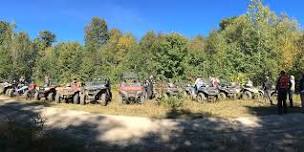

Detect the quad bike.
xmin=119 ymin=73 xmax=146 ymax=104
xmin=241 ymin=85 xmax=264 ymax=100
xmin=0 ymin=81 xmax=13 ymax=95
xmin=153 ymin=82 xmax=183 ymax=101
xmin=55 ymin=82 xmax=81 ymax=104
xmin=6 ymin=82 xmax=29 ymax=97
xmin=28 ymin=84 xmax=57 ymax=101
xmin=163 ymin=83 xmax=182 ymax=98
xmin=262 ymin=85 xmax=277 ymax=104
xmin=195 ymin=85 xmax=220 ymax=103
xmin=217 ymin=82 xmax=239 ymax=100
xmin=79 ymin=78 xmax=112 ymax=106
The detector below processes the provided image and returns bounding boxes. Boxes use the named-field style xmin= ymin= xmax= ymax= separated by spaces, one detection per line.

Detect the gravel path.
xmin=1 ymin=96 xmax=304 ymax=152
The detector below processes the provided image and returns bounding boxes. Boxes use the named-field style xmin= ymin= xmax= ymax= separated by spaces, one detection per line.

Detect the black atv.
xmin=193 ymin=80 xmax=220 ymax=103
xmin=241 ymin=85 xmax=264 ymax=100
xmin=80 ymin=78 xmax=112 ymax=106
xmin=217 ymin=82 xmax=239 ymax=100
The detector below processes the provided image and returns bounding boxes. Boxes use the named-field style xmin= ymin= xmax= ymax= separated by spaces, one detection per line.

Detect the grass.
xmin=17 ymin=91 xmax=303 ymax=119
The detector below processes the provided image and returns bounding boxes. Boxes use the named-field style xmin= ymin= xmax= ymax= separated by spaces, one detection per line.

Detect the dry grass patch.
xmin=6 ymin=93 xmax=304 ymax=119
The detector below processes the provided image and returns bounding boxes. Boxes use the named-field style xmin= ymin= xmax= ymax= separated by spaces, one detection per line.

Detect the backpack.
xmin=278 ymin=75 xmax=289 ymax=89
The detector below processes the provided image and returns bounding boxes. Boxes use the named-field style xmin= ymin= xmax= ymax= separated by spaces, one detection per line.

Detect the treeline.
xmin=0 ymin=0 xmax=304 ymax=85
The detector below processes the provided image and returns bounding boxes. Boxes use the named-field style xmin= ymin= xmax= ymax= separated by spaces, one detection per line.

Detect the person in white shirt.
xmin=194 ymin=78 xmax=204 ymax=90
xmin=288 ymin=75 xmax=295 ymax=108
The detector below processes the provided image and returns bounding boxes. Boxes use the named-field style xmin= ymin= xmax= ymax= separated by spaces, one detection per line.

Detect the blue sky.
xmin=1 ymin=0 xmax=303 ymax=42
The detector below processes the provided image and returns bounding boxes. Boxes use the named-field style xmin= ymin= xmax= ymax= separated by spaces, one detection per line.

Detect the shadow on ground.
xmin=246 ymin=104 xmax=303 ymax=116
xmin=1 ymin=99 xmax=304 ymax=152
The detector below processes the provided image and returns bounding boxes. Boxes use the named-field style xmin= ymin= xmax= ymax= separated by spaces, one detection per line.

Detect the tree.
xmin=33 ymin=47 xmax=58 ymax=83
xmin=84 ymin=17 xmax=109 ymax=50
xmin=10 ymin=32 xmax=36 ymax=80
xmin=56 ymin=42 xmax=82 ymax=83
xmin=152 ymin=33 xmax=188 ymax=80
xmin=36 ymin=30 xmax=56 ymax=49
xmin=0 ymin=21 xmax=13 ymax=79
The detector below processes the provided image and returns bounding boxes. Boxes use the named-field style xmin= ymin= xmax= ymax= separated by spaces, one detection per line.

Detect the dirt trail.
xmin=1 ymin=96 xmax=304 ymax=151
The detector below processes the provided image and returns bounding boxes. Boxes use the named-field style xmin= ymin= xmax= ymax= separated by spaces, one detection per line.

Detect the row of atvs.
xmin=0 ymin=78 xmax=278 ymax=106
xmin=0 ymin=80 xmax=112 ymax=106
xmin=181 ymin=83 xmax=277 ymax=102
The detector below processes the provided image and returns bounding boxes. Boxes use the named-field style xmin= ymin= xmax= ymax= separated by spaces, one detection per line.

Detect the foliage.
xmin=160 ymin=96 xmax=183 ymax=109
xmin=0 ymin=0 xmax=303 ymax=85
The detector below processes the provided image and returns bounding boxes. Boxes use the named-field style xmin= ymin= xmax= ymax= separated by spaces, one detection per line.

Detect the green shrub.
xmin=160 ymin=96 xmax=183 ymax=109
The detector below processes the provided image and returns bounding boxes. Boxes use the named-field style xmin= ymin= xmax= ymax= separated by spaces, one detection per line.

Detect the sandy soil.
xmin=1 ymin=96 xmax=304 ymax=151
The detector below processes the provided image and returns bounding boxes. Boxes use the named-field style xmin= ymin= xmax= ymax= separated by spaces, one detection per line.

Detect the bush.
xmin=160 ymin=96 xmax=183 ymax=109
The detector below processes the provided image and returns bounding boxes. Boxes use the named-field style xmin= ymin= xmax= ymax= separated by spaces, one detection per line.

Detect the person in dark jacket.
xmin=299 ymin=73 xmax=304 ymax=113
xmin=276 ymin=71 xmax=290 ymax=114
xmin=262 ymin=76 xmax=273 ymax=105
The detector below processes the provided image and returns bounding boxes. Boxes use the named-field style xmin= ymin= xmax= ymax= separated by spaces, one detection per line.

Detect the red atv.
xmin=55 ymin=82 xmax=81 ymax=104
xmin=119 ymin=73 xmax=145 ymax=104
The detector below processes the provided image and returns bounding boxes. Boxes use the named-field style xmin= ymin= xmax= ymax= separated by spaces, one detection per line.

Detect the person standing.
xmin=288 ymin=75 xmax=295 ymax=108
xmin=276 ymin=71 xmax=290 ymax=114
xmin=263 ymin=76 xmax=273 ymax=105
xmin=44 ymin=75 xmax=50 ymax=87
xmin=299 ymin=74 xmax=304 ymax=113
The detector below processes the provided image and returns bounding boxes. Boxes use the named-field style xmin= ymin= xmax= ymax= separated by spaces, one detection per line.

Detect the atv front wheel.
xmin=7 ymin=89 xmax=14 ymax=97
xmin=242 ymin=91 xmax=252 ymax=100
xmin=99 ymin=93 xmax=107 ymax=106
xmin=197 ymin=93 xmax=207 ymax=103
xmin=73 ymin=93 xmax=80 ymax=104
xmin=47 ymin=92 xmax=54 ymax=101
xmin=218 ymin=92 xmax=226 ymax=101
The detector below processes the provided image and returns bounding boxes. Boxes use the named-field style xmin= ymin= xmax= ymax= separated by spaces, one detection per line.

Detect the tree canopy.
xmin=0 ymin=0 xmax=303 ymax=84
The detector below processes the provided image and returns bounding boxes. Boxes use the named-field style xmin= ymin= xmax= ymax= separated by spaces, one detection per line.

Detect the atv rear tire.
xmin=242 ymin=91 xmax=252 ymax=100
xmin=47 ymin=92 xmax=54 ymax=101
xmin=218 ymin=92 xmax=226 ymax=101
xmin=5 ymin=89 xmax=11 ymax=96
xmin=197 ymin=93 xmax=206 ymax=103
xmin=73 ymin=93 xmax=80 ymax=104
xmin=99 ymin=93 xmax=107 ymax=106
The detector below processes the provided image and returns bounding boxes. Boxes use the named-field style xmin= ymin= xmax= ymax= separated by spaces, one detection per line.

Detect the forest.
xmin=0 ymin=0 xmax=303 ymax=85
